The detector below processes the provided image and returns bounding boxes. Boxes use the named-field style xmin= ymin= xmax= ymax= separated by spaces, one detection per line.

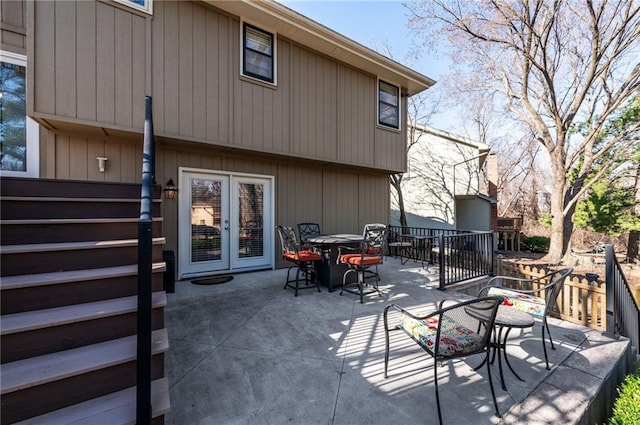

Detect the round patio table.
xmin=475 ymin=305 xmax=535 ymax=391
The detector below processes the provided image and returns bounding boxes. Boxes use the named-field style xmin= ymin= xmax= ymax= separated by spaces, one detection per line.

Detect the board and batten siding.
xmin=29 ymin=0 xmax=407 ymax=174
xmin=1 ymin=0 xmax=26 ymax=53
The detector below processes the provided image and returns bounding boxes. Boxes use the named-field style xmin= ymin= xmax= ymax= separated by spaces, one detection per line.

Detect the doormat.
xmin=191 ymin=275 xmax=234 ymax=285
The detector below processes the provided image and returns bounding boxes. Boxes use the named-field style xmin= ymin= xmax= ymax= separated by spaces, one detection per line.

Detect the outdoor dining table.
xmin=307 ymin=234 xmax=364 ymax=292
xmin=472 ymin=304 xmax=535 ymax=391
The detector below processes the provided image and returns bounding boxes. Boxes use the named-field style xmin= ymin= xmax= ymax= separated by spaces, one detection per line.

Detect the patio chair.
xmin=297 ymin=222 xmax=322 ymax=249
xmin=477 ymin=267 xmax=573 ymax=370
xmin=387 ymin=230 xmax=413 ymax=265
xmin=276 ymin=225 xmax=322 ymax=296
xmin=338 ymin=223 xmax=387 ymax=303
xmin=384 ymin=296 xmax=504 ymax=425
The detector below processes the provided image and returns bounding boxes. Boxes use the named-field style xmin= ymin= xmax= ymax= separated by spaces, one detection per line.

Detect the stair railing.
xmin=605 ymin=244 xmax=639 ymax=352
xmin=137 ymin=95 xmax=155 ymax=425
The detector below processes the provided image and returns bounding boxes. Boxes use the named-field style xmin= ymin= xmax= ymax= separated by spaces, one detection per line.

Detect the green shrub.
xmin=521 ymin=236 xmax=550 ymax=253
xmin=607 ymin=369 xmax=640 ymax=425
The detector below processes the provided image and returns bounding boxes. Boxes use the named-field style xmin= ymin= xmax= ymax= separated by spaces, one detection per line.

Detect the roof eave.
xmin=207 ymin=0 xmax=436 ymax=96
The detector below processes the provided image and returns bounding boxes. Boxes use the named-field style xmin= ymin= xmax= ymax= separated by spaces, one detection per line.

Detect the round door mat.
xmin=191 ymin=275 xmax=234 ymax=285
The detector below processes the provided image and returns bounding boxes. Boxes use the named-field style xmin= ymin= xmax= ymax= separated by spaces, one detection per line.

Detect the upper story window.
xmin=1 ymin=51 xmax=39 ymax=178
xmin=378 ymin=80 xmax=400 ymax=129
xmin=113 ymin=0 xmax=153 ymax=15
xmin=242 ymin=22 xmax=275 ymax=84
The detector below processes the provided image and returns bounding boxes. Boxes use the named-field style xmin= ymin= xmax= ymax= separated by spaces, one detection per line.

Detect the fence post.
xmin=605 ymin=244 xmax=615 ymax=335
xmin=438 ymin=234 xmax=446 ymax=290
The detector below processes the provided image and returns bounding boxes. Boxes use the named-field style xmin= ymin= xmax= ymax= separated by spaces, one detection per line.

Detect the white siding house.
xmin=391 ymin=125 xmax=495 ymax=231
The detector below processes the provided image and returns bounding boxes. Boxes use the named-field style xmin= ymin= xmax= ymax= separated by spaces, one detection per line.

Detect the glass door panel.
xmin=179 ymin=172 xmax=229 ymax=277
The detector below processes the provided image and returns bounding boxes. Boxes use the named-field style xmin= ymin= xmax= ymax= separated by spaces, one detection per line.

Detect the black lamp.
xmin=164 ymin=178 xmax=178 ymax=199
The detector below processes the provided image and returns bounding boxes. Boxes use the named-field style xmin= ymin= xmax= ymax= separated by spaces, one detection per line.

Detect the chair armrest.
xmin=336 ymin=245 xmax=359 ymax=264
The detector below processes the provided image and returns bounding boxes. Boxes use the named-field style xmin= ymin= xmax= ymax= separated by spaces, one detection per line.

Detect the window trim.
xmin=377 ymin=79 xmax=401 ymax=130
xmin=112 ymin=0 xmax=153 ymax=15
xmin=0 ymin=50 xmax=39 ymax=178
xmin=241 ymin=21 xmax=277 ymax=86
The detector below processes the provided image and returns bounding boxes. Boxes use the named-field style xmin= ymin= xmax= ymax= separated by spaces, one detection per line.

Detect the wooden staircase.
xmin=0 ymin=177 xmax=170 ymax=424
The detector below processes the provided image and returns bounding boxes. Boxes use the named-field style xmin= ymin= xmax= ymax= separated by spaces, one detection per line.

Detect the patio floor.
xmin=164 ymin=257 xmax=632 ymax=425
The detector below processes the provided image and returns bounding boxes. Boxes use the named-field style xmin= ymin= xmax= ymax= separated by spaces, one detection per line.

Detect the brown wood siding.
xmin=1 ymin=0 xmax=26 ymax=52
xmin=29 ymin=0 xmax=407 ymax=173
xmin=337 ymin=65 xmax=376 ymax=167
xmin=30 ymin=1 xmax=146 ymax=127
xmin=40 ymin=128 xmax=389 ymax=263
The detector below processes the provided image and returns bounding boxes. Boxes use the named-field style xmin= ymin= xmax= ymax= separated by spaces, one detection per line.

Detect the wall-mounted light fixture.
xmin=164 ymin=178 xmax=178 ymax=199
xmin=96 ymin=157 xmax=108 ymax=173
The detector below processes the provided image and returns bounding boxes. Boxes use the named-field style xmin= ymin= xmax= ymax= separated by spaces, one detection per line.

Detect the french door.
xmin=178 ymin=169 xmax=274 ymax=278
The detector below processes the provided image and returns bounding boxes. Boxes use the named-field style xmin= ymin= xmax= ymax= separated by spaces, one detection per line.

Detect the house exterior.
xmin=1 ymin=0 xmax=434 ymax=279
xmin=391 ymin=125 xmax=495 ymax=231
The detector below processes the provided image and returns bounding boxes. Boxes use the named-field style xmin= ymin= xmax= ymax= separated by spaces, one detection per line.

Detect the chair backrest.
xmin=276 ymin=226 xmax=300 ymax=255
xmin=297 ymin=222 xmax=321 ymax=244
xmin=363 ymin=223 xmax=387 ymax=256
xmin=435 ymin=296 xmax=503 ymax=359
xmin=542 ymin=267 xmax=573 ymax=313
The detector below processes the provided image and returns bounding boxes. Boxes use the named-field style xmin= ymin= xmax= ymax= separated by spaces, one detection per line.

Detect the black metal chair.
xmin=276 ymin=225 xmax=322 ymax=296
xmin=384 ymin=296 xmax=504 ymax=425
xmin=477 ymin=267 xmax=573 ymax=370
xmin=387 ymin=230 xmax=413 ymax=265
xmin=297 ymin=222 xmax=321 ymax=249
xmin=338 ymin=223 xmax=387 ymax=303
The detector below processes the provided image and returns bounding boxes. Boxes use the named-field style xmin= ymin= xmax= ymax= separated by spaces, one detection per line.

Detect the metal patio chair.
xmin=338 ymin=223 xmax=387 ymax=303
xmin=276 ymin=225 xmax=322 ymax=296
xmin=297 ymin=222 xmax=322 ymax=249
xmin=384 ymin=296 xmax=504 ymax=425
xmin=477 ymin=267 xmax=573 ymax=370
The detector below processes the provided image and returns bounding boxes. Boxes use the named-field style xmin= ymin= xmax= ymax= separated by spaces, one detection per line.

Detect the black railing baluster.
xmin=605 ymin=244 xmax=639 ymax=351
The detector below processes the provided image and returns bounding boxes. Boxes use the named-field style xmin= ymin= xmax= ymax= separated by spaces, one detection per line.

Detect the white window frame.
xmin=1 ymin=50 xmax=39 ymax=178
xmin=240 ymin=21 xmax=277 ymax=86
xmin=377 ymin=79 xmax=401 ymax=130
xmin=112 ymin=0 xmax=153 ymax=15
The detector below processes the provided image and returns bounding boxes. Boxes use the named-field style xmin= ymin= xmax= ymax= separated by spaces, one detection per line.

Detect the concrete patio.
xmin=164 ymin=258 xmax=634 ymax=425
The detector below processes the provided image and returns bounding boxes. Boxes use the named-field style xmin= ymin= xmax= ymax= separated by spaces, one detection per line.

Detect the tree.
xmin=407 ymin=0 xmax=640 ymax=263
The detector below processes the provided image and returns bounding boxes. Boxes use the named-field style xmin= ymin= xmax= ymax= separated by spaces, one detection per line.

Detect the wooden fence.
xmin=498 ymin=260 xmax=606 ymax=331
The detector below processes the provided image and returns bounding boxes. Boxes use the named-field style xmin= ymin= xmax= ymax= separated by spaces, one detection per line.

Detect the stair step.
xmin=1 ymin=238 xmax=166 ymax=255
xmin=1 ymin=328 xmax=168 ymax=395
xmin=1 ymin=292 xmax=167 ymax=335
xmin=1 ymin=198 xmax=162 ymax=220
xmin=0 ymin=218 xmax=164 ymax=245
xmin=0 ymin=177 xmax=161 ymax=199
xmin=1 ymin=239 xmax=166 ymax=277
xmin=15 ymin=378 xmax=169 ymax=425
xmin=0 ymin=263 xmax=166 ymax=291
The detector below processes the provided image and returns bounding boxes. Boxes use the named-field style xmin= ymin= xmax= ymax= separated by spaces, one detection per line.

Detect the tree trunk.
xmin=546 ymin=169 xmax=571 ymax=264
xmin=390 ymin=174 xmax=408 ymax=229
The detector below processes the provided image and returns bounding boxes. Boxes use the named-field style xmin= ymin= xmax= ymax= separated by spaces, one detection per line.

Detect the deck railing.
xmin=137 ymin=96 xmax=155 ymax=425
xmin=606 ymin=244 xmax=639 ymax=351
xmin=387 ymin=226 xmax=495 ymax=288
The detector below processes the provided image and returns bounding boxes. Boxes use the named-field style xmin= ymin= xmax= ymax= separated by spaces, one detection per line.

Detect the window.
xmin=242 ymin=23 xmax=275 ymax=84
xmin=113 ymin=0 xmax=153 ymax=15
xmin=1 ymin=51 xmax=39 ymax=177
xmin=378 ymin=80 xmax=400 ymax=129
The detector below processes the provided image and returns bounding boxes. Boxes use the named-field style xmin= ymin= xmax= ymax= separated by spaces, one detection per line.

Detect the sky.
xmin=277 ymin=0 xmax=456 ymax=129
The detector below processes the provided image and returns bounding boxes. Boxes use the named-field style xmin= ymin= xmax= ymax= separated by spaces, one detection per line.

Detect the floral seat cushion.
xmin=487 ymin=287 xmax=546 ymax=317
xmin=400 ymin=315 xmax=484 ymax=357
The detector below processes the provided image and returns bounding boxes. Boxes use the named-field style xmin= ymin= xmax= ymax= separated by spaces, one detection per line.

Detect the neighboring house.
xmin=390 ymin=125 xmax=495 ymax=231
xmin=1 ymin=0 xmax=434 ymax=279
